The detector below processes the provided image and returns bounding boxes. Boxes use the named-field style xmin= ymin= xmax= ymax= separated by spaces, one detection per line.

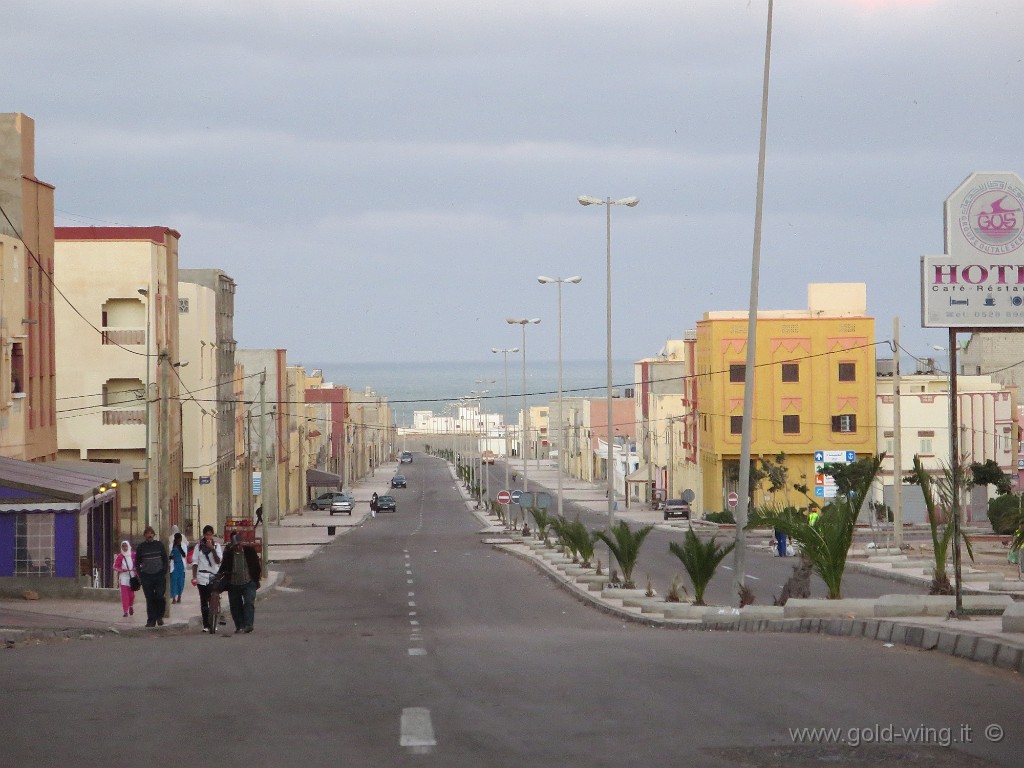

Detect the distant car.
xmin=391 ymin=474 xmax=407 ymax=488
xmin=400 ymin=451 xmax=413 ymax=464
xmin=309 ymin=492 xmax=347 ymax=511
xmin=329 ymin=494 xmax=354 ymax=516
xmin=482 ymin=450 xmax=495 ymax=464
xmin=663 ymin=499 xmax=691 ymax=520
xmin=375 ymin=494 xmax=397 ymax=512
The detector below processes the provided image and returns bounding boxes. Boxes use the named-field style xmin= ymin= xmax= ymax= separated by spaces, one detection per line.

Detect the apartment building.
xmin=54 ymin=226 xmax=184 ymax=538
xmin=697 ymin=283 xmax=876 ymax=512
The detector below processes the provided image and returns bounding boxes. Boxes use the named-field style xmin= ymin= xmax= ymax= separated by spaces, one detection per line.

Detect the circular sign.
xmin=497 ymin=490 xmax=512 ymax=504
xmin=727 ymin=492 xmax=739 ymax=509
xmin=510 ymin=489 xmax=523 ymax=504
xmin=958 ymin=180 xmax=1024 ymax=255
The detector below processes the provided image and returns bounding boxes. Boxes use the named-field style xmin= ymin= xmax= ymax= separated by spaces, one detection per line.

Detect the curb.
xmin=485 ymin=533 xmax=1024 ymax=675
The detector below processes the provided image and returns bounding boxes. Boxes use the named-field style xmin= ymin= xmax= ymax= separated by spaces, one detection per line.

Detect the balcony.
xmin=101 ymin=328 xmax=145 ymax=346
xmin=102 ymin=408 xmax=145 ymax=425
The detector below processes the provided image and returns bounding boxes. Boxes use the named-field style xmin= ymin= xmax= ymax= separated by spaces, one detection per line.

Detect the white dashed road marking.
xmin=400 ymin=707 xmax=436 ymax=753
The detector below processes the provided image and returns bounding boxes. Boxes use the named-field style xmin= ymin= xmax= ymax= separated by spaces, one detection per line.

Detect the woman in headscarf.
xmin=114 ymin=540 xmax=136 ymax=617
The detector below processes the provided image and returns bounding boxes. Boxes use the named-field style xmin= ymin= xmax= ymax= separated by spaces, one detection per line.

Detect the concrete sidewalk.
xmin=0 ymin=467 xmax=400 ymax=643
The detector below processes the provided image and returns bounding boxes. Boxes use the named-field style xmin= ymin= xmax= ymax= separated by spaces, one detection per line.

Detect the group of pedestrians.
xmin=113 ymin=523 xmax=262 ymax=634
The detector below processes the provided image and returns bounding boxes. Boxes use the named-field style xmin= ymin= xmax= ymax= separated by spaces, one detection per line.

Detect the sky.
xmin=5 ymin=0 xmax=1022 ymax=367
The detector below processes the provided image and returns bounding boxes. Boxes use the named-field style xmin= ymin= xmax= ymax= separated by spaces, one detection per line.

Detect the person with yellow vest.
xmin=808 ymin=509 xmax=820 ymax=527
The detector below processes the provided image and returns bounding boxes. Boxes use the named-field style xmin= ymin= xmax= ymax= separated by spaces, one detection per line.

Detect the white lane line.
xmin=718 ymin=565 xmax=759 ymax=580
xmin=407 ymin=579 xmax=414 ymax=584
xmin=408 ymin=601 xmax=416 ymax=607
xmin=408 ymin=592 xmax=415 ymax=597
xmin=410 ymin=620 xmax=419 ymax=626
xmin=408 ymin=648 xmax=427 ymax=656
xmin=400 ymin=707 xmax=437 ymax=752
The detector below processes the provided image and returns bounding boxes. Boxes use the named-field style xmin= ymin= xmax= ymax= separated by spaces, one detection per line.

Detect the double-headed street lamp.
xmin=506 ymin=318 xmax=540 ymax=495
xmin=492 ymin=347 xmax=520 ymax=501
xmin=578 ymin=195 xmax=638 ymax=534
xmin=538 ymin=275 xmax=581 ymax=523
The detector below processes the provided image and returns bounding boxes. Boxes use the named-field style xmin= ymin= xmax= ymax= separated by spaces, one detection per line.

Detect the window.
xmin=729 ymin=364 xmax=745 ymax=383
xmin=782 ymin=414 xmax=800 ymax=434
xmin=14 ymin=513 xmax=55 ymax=576
xmin=920 ymin=437 xmax=933 ymax=455
xmin=781 ymin=363 xmax=799 ymax=383
xmin=831 ymin=414 xmax=857 ymax=433
xmin=838 ymin=362 xmax=856 ymax=382
xmin=730 ymin=415 xmax=742 ymax=434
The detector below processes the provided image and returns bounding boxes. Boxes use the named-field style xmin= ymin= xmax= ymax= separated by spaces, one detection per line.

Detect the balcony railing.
xmin=101 ymin=328 xmax=145 ymax=346
xmin=102 ymin=409 xmax=145 ymax=425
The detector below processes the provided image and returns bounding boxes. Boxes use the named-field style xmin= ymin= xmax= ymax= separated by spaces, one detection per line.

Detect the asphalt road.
xmin=0 ymin=455 xmax=1019 ymax=767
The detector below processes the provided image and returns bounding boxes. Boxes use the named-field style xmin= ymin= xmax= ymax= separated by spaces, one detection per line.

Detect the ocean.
xmin=312 ymin=359 xmax=636 ymax=427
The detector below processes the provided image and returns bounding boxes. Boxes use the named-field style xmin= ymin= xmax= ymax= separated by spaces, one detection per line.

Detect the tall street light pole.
xmin=538 ymin=275 xmax=582 ymax=523
xmin=578 ymin=195 xmax=638 ymax=537
xmin=492 ymin=347 xmax=520 ymax=507
xmin=137 ymin=287 xmax=151 ymax=530
xmin=506 ymin=319 xmax=540 ymax=495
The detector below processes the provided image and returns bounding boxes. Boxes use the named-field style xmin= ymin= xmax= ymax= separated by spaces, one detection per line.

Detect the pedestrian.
xmin=191 ymin=524 xmax=223 ymax=633
xmin=169 ymin=531 xmax=188 ymax=604
xmin=135 ymin=525 xmax=168 ymax=627
xmin=774 ymin=527 xmax=788 ymax=557
xmin=808 ymin=509 xmax=820 ymax=527
xmin=217 ymin=533 xmax=262 ymax=634
xmin=113 ymin=540 xmax=136 ymax=617
xmin=370 ymin=492 xmax=378 ymax=518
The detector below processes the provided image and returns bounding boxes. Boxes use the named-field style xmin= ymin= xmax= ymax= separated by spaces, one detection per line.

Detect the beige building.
xmin=0 ymin=113 xmax=57 ymax=462
xmin=54 ymin=226 xmax=183 ymax=539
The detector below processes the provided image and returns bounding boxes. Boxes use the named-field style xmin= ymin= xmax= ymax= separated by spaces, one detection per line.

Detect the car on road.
xmin=329 ymin=494 xmax=355 ymax=516
xmin=375 ymin=494 xmax=397 ymax=512
xmin=400 ymin=451 xmax=413 ymax=463
xmin=663 ymin=499 xmax=691 ymax=520
xmin=482 ymin=450 xmax=495 ymax=464
xmin=309 ymin=492 xmax=347 ymax=511
xmin=391 ymin=474 xmax=407 ymax=488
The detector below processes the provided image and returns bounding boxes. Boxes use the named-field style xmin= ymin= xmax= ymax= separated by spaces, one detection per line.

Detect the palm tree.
xmin=569 ymin=518 xmax=596 ymax=569
xmin=669 ymin=529 xmax=735 ymax=605
xmin=593 ymin=521 xmax=654 ymax=589
xmin=909 ymin=455 xmax=975 ymax=595
xmin=529 ymin=507 xmax=552 ymax=543
xmin=750 ymin=454 xmax=884 ymax=600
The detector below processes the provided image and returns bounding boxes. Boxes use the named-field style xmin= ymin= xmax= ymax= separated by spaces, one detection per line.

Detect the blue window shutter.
xmin=0 ymin=516 xmax=13 ymax=577
xmin=54 ymin=513 xmax=78 ymax=578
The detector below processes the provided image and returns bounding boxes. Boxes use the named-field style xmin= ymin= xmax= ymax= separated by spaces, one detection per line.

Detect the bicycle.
xmin=208 ymin=573 xmax=229 ymax=635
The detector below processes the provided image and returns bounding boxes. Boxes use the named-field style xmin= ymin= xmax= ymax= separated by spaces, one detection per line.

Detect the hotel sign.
xmin=922 ymin=172 xmax=1024 ymax=328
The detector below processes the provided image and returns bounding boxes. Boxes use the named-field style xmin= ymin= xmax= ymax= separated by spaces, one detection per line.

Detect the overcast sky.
xmin=5 ymin=0 xmax=1022 ymax=366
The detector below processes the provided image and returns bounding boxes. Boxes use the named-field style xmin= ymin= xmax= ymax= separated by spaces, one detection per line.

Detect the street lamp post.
xmin=538 ymin=275 xmax=581 ymax=523
xmin=137 ymin=287 xmax=151 ymax=530
xmin=506 ymin=319 xmax=540 ymax=497
xmin=578 ymin=195 xmax=638 ymax=537
xmin=492 ymin=347 xmax=520 ymax=516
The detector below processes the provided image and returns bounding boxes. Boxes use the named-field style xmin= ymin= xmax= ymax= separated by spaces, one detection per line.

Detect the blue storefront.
xmin=0 ymin=457 xmax=119 ymax=596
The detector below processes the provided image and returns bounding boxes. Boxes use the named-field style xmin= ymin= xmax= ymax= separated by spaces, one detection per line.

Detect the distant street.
xmin=1 ymin=455 xmax=1019 ymax=767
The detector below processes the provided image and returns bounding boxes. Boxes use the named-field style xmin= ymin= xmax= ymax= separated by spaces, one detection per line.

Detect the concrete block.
xmin=739 ymin=605 xmax=785 ymax=620
xmin=600 ymin=588 xmax=649 ymax=601
xmin=875 ymin=622 xmax=894 ymax=642
xmin=1000 ymin=601 xmax=1024 ymax=633
xmin=936 ymin=631 xmax=958 ymax=655
xmin=867 ymin=555 xmax=909 ymax=563
xmin=972 ymin=638 xmax=999 ymax=666
xmin=889 ymin=624 xmax=908 ymax=645
xmin=662 ymin=604 xmax=706 ymax=620
xmin=874 ymin=595 xmax=961 ymax=617
xmin=621 ymin=596 xmax=660 ymax=609
xmin=587 ymin=580 xmax=608 ymax=592
xmin=639 ymin=602 xmax=669 ymax=616
xmin=703 ymin=607 xmax=741 ymax=624
xmin=850 ymin=620 xmax=870 ymax=638
xmin=959 ymin=572 xmax=1003 ymax=582
xmin=904 ymin=626 xmax=925 ymax=648
xmin=994 ymin=644 xmax=1023 ymax=670
xmin=783 ymin=598 xmax=876 ymax=619
xmin=962 ymin=594 xmax=1013 ymax=612
xmin=953 ymin=634 xmax=978 ymax=659
xmin=921 ymin=628 xmax=940 ymax=650
xmin=565 ymin=567 xmax=595 ymax=577
xmin=891 ymin=560 xmax=930 ymax=569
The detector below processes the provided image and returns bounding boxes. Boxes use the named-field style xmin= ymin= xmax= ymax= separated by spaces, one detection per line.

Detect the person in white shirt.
xmin=190 ymin=525 xmax=223 ymax=632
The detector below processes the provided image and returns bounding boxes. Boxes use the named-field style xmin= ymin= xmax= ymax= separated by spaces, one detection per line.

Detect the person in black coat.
xmin=218 ymin=534 xmax=262 ymax=634
xmin=134 ymin=526 xmax=168 ymax=627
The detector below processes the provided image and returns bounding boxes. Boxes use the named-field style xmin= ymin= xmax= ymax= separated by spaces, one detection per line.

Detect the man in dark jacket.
xmin=218 ymin=534 xmax=262 ymax=634
xmin=135 ymin=525 xmax=168 ymax=627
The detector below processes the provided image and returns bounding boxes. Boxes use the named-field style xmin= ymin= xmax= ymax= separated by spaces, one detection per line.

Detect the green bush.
xmin=988 ymin=493 xmax=1024 ymax=535
xmin=704 ymin=510 xmax=735 ymax=525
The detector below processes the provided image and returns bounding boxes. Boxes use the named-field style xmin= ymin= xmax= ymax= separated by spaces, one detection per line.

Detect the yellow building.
xmin=696 ymin=284 xmax=876 ymax=512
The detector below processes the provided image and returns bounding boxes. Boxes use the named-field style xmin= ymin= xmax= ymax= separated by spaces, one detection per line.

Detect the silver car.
xmin=330 ymin=494 xmax=355 ymax=516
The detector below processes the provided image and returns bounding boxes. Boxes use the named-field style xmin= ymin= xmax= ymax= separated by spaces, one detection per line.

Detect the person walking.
xmin=774 ymin=527 xmax=788 ymax=557
xmin=191 ymin=525 xmax=223 ymax=633
xmin=168 ymin=531 xmax=188 ymax=604
xmin=218 ymin=534 xmax=262 ymax=634
xmin=113 ymin=540 xmax=136 ymax=617
xmin=370 ymin=492 xmax=378 ymax=518
xmin=135 ymin=525 xmax=169 ymax=627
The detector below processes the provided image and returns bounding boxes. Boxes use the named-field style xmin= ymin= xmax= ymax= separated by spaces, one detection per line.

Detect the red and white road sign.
xmin=497 ymin=490 xmax=512 ymax=505
xmin=727 ymin=491 xmax=739 ymax=509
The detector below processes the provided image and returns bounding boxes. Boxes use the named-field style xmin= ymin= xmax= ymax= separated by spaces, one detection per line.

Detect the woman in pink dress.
xmin=113 ymin=540 xmax=136 ymax=617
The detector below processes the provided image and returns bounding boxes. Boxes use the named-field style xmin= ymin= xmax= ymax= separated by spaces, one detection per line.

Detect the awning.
xmin=306 ymin=468 xmax=343 ymax=489
xmin=625 ymin=463 xmax=658 ymax=483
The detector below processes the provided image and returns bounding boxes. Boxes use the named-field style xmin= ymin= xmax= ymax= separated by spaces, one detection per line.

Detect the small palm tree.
xmin=909 ymin=455 xmax=975 ymax=594
xmin=529 ymin=507 xmax=553 ymax=543
xmin=593 ymin=521 xmax=654 ymax=589
xmin=569 ymin=519 xmax=596 ymax=568
xmin=669 ymin=529 xmax=735 ymax=605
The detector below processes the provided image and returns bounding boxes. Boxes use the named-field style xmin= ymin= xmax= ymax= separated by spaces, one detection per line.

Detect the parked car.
xmin=375 ymin=494 xmax=397 ymax=512
xmin=391 ymin=474 xmax=407 ymax=488
xmin=309 ymin=492 xmax=347 ymax=511
xmin=400 ymin=451 xmax=413 ymax=464
xmin=329 ymin=494 xmax=355 ymax=516
xmin=663 ymin=499 xmax=691 ymax=520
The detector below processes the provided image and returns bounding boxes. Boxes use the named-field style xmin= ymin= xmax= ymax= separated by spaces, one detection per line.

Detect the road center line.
xmin=400 ymin=708 xmax=437 ymax=752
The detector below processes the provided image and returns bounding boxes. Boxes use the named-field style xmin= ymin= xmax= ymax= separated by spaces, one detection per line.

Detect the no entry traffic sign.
xmin=727 ymin=491 xmax=739 ymax=509
xmin=497 ymin=490 xmax=512 ymax=505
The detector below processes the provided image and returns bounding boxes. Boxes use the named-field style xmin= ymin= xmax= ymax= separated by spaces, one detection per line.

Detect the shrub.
xmin=704 ymin=510 xmax=735 ymax=525
xmin=987 ymin=493 xmax=1023 ymax=535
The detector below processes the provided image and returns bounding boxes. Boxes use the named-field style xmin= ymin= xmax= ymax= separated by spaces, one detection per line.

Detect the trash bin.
xmin=327 ymin=526 xmax=336 ymax=536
